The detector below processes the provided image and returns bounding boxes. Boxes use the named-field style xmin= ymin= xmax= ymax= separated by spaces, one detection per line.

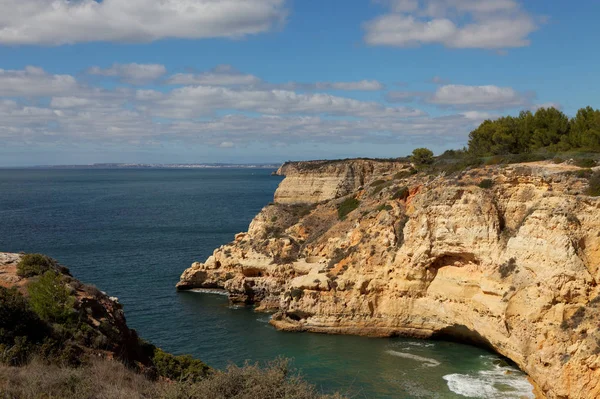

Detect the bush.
xmin=337 ymin=198 xmax=360 ymax=220
xmin=478 ymin=179 xmax=494 ymax=189
xmin=0 ymin=287 xmax=50 ymax=365
xmin=376 ymin=204 xmax=393 ymax=212
xmin=587 ymin=171 xmax=600 ymax=196
xmin=393 ymin=168 xmax=417 ymax=179
xmin=499 ymin=258 xmax=517 ymax=278
xmin=411 ymin=148 xmax=434 ymax=167
xmin=574 ymin=158 xmax=596 ymax=168
xmin=0 ymin=357 xmax=345 ymax=399
xmin=370 ymin=179 xmax=386 ymax=187
xmin=371 ymin=181 xmax=393 ymax=196
xmin=27 ymin=271 xmax=76 ymax=324
xmin=152 ymin=348 xmax=210 ymax=382
xmin=16 ymin=254 xmax=58 ymax=278
xmin=392 ymin=187 xmax=409 ymax=201
xmin=290 ymin=288 xmax=304 ymax=301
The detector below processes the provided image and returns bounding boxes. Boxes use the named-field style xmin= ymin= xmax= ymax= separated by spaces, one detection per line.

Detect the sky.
xmin=0 ymin=0 xmax=599 ymax=166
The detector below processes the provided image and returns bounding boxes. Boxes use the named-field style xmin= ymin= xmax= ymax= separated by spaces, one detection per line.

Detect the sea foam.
xmin=443 ymin=358 xmax=534 ymax=399
xmin=385 ymin=350 xmax=441 ymax=367
xmin=189 ymin=288 xmax=229 ymax=296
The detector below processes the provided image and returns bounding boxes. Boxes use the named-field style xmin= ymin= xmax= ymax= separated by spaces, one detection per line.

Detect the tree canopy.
xmin=467 ymin=106 xmax=600 ymax=156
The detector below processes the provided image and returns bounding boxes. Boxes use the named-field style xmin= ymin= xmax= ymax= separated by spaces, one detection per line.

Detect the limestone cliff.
xmin=178 ymin=159 xmax=600 ymax=399
xmin=273 ymin=159 xmax=406 ymax=204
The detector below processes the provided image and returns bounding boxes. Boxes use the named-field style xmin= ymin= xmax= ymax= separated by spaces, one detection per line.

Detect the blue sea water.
xmin=0 ymin=168 xmax=534 ymax=399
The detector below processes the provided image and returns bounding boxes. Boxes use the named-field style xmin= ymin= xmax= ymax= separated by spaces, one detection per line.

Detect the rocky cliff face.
xmin=273 ymin=159 xmax=407 ymax=204
xmin=178 ymin=160 xmax=600 ymax=399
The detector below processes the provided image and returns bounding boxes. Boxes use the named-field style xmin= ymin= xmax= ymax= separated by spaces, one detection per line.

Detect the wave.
xmin=189 ymin=288 xmax=229 ymax=296
xmin=443 ymin=360 xmax=534 ymax=399
xmin=385 ymin=350 xmax=441 ymax=367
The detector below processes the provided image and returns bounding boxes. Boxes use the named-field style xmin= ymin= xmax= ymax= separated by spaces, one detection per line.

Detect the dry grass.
xmin=0 ymin=358 xmax=344 ymax=399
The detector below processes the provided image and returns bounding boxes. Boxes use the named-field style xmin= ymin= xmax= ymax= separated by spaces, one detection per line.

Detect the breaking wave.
xmin=443 ymin=356 xmax=534 ymax=398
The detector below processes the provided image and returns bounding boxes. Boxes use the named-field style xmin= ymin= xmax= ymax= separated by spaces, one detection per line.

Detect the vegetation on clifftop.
xmin=1 ymin=254 xmax=343 ymax=398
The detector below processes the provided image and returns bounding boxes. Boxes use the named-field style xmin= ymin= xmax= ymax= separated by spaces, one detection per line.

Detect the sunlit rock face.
xmin=178 ymin=160 xmax=600 ymax=399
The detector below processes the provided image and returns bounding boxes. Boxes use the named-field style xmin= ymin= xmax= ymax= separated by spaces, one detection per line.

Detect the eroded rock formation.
xmin=178 ymin=159 xmax=600 ymax=398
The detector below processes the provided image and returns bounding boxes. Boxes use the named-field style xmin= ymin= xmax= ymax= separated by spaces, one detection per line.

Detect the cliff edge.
xmin=178 ymin=159 xmax=600 ymax=399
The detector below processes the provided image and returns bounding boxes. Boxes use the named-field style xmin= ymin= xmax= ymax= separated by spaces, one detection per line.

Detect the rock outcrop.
xmin=1 ymin=253 xmax=151 ymax=367
xmin=273 ymin=159 xmax=407 ymax=204
xmin=178 ymin=159 xmax=600 ymax=399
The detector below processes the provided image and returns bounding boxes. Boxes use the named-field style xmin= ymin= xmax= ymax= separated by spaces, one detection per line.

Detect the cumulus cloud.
xmin=429 ymin=84 xmax=531 ymax=109
xmin=166 ymin=65 xmax=262 ymax=86
xmin=166 ymin=65 xmax=383 ymax=91
xmin=0 ymin=66 xmax=536 ymax=152
xmin=88 ymin=63 xmax=167 ymax=85
xmin=0 ymin=66 xmax=79 ymax=96
xmin=364 ymin=0 xmax=538 ymax=49
xmin=313 ymin=80 xmax=384 ymax=91
xmin=140 ymin=86 xmax=423 ymax=119
xmin=0 ymin=0 xmax=287 ymax=45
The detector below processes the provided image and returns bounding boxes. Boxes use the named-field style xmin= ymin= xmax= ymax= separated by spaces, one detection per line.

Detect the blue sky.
xmin=0 ymin=0 xmax=599 ymax=166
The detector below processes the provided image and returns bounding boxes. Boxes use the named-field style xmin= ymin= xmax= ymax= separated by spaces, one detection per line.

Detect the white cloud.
xmin=314 ymin=80 xmax=384 ymax=91
xmin=0 ymin=0 xmax=287 ymax=46
xmin=0 ymin=66 xmax=539 ymax=153
xmin=0 ymin=66 xmax=78 ymax=96
xmin=364 ymin=0 xmax=538 ymax=49
xmin=142 ymin=86 xmax=423 ymax=119
xmin=166 ymin=65 xmax=262 ymax=86
xmin=88 ymin=63 xmax=167 ymax=84
xmin=166 ymin=65 xmax=383 ymax=91
xmin=429 ymin=84 xmax=530 ymax=109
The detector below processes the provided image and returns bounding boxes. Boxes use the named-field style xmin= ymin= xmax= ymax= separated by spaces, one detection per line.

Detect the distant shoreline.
xmin=0 ymin=163 xmax=282 ymax=170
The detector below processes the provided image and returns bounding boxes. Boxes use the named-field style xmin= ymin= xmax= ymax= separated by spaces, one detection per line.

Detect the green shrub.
xmin=552 ymin=156 xmax=565 ymax=164
xmin=290 ymin=288 xmax=304 ymax=301
xmin=478 ymin=179 xmax=494 ymax=189
xmin=392 ymin=187 xmax=409 ymax=201
xmin=587 ymin=171 xmax=600 ymax=196
xmin=152 ymin=348 xmax=210 ymax=382
xmin=337 ymin=198 xmax=360 ymax=220
xmin=27 ymin=271 xmax=76 ymax=324
xmin=16 ymin=254 xmax=58 ymax=278
xmin=573 ymin=168 xmax=594 ymax=179
xmin=574 ymin=158 xmax=596 ymax=168
xmin=499 ymin=258 xmax=517 ymax=278
xmin=0 ymin=287 xmax=51 ymax=365
xmin=370 ymin=179 xmax=386 ymax=187
xmin=411 ymin=148 xmax=434 ymax=168
xmin=376 ymin=204 xmax=393 ymax=212
xmin=393 ymin=168 xmax=417 ymax=179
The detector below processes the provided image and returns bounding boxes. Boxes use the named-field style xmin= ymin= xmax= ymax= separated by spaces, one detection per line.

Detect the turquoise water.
xmin=0 ymin=169 xmax=533 ymax=398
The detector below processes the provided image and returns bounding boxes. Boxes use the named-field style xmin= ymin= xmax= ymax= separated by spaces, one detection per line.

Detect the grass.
xmin=376 ymin=204 xmax=393 ymax=212
xmin=16 ymin=254 xmax=60 ymax=278
xmin=391 ymin=187 xmax=409 ymax=201
xmin=0 ymin=357 xmax=344 ymax=399
xmin=337 ymin=198 xmax=360 ymax=220
xmin=478 ymin=179 xmax=494 ymax=189
xmin=587 ymin=171 xmax=600 ymax=196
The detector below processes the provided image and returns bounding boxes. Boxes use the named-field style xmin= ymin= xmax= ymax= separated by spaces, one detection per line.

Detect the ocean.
xmin=0 ymin=168 xmax=534 ymax=399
